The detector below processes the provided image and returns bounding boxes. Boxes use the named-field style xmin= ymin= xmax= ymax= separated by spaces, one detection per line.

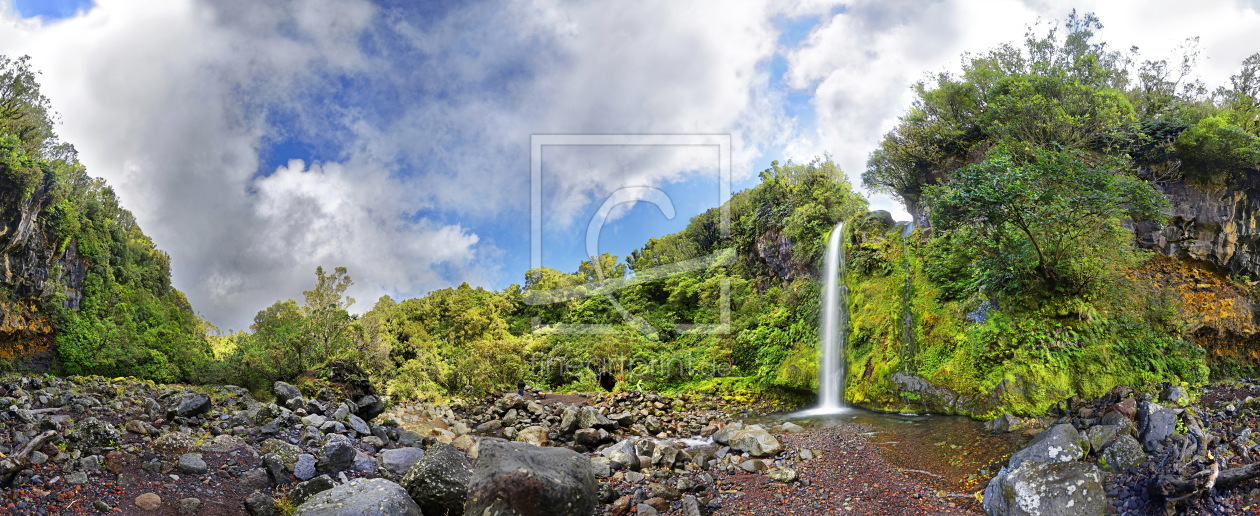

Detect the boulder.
xmin=380 ymin=447 xmax=424 ymax=477
xmin=767 ymin=467 xmax=798 ymax=482
xmin=294 ymin=478 xmax=421 ymax=516
xmin=354 ymin=395 xmax=386 ymax=421
xmin=260 ymin=439 xmax=303 ymax=466
xmin=466 ymin=438 xmax=597 ymax=516
xmin=169 ymin=393 xmax=211 ymax=418
xmin=986 ymin=414 xmax=1023 ymax=433
xmin=290 ymin=475 xmax=335 ymax=506
xmin=318 ymin=434 xmax=355 ymax=473
xmin=600 ymin=438 xmax=641 ymax=471
xmin=1083 ymin=425 xmax=1121 ymax=453
xmin=400 ymin=442 xmax=472 ymax=516
xmin=517 ymin=426 xmax=549 ymax=447
xmin=1160 ymin=385 xmax=1190 ymax=406
xmin=728 ymin=425 xmax=783 ymax=458
xmin=576 ymin=406 xmax=613 ymax=430
xmin=176 ymin=453 xmax=207 ymax=475
xmin=1007 ymin=424 xmax=1087 ymax=468
xmin=274 ymin=382 xmax=302 ymax=405
xmin=1137 ymin=401 xmax=1178 ymax=452
xmin=244 ymin=492 xmax=275 ymax=516
xmin=711 ymin=422 xmax=743 ymax=446
xmin=1098 ymin=434 xmax=1147 ymax=473
xmin=982 ymin=461 xmax=1105 ymax=516
xmin=68 ymin=417 xmax=120 ymax=452
xmin=294 ymin=454 xmax=317 ymax=481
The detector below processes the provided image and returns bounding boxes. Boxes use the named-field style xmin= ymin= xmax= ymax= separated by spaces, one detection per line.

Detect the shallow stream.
xmin=784 ymin=409 xmax=1028 ymax=494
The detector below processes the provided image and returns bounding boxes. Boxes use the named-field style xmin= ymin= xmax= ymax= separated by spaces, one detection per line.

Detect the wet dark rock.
xmin=273 ymin=382 xmax=302 ymax=406
xmin=169 ymin=393 xmax=211 ymax=418
xmin=465 ymin=438 xmax=596 ymax=516
xmin=1136 ymin=401 xmax=1178 ymax=452
xmin=401 ymin=442 xmax=472 ymax=516
xmin=986 ymin=414 xmax=1023 ymax=433
xmin=354 ymin=395 xmax=386 ymax=421
xmin=318 ymin=434 xmax=355 ymax=473
xmin=289 ymin=474 xmax=335 ymax=506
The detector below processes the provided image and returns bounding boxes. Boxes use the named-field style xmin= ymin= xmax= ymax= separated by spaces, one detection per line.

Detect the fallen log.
xmin=0 ymin=429 xmax=57 ymax=487
xmin=1153 ymin=459 xmax=1260 ymax=501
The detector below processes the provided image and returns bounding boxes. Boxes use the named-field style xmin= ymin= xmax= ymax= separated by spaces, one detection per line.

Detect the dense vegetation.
xmin=0 ymin=55 xmax=211 ymax=382
xmin=846 ymin=12 xmax=1260 ymax=416
xmin=217 ymin=158 xmax=869 ymax=401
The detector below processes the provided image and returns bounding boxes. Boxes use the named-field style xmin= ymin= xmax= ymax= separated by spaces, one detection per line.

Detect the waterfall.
xmin=816 ymin=222 xmax=849 ymax=412
xmin=900 ymin=222 xmax=916 ymax=371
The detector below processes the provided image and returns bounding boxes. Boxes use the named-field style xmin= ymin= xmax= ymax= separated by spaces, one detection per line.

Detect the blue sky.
xmin=3 ymin=0 xmax=1259 ymax=330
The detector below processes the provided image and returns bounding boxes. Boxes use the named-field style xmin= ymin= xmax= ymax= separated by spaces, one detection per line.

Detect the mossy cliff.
xmin=838 ymin=214 xmax=1260 ymax=419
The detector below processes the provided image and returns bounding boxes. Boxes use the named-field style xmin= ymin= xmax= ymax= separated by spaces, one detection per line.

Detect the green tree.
xmin=302 ymin=265 xmax=355 ymax=364
xmin=927 ymin=146 xmax=1166 ymax=297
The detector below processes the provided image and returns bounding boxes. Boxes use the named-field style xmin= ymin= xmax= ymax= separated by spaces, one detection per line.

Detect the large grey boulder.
xmin=169 ymin=393 xmax=211 ymax=418
xmin=729 ymin=425 xmax=783 ymax=458
xmin=294 ymin=478 xmax=421 ymax=516
xmin=274 ymin=382 xmax=302 ymax=405
xmin=400 ymin=442 xmax=472 ymax=516
xmin=1099 ymin=434 xmax=1147 ymax=473
xmin=576 ymin=406 xmax=613 ymax=430
xmin=982 ymin=461 xmax=1105 ymax=516
xmin=1007 ymin=424 xmax=1087 ymax=468
xmin=600 ymin=438 xmax=641 ymax=471
xmin=354 ymin=395 xmax=386 ymax=421
xmin=466 ymin=438 xmax=597 ymax=516
xmin=1137 ymin=401 xmax=1178 ymax=452
xmin=711 ymin=422 xmax=744 ymax=446
xmin=318 ymin=434 xmax=355 ymax=473
xmin=380 ymin=447 xmax=424 ymax=477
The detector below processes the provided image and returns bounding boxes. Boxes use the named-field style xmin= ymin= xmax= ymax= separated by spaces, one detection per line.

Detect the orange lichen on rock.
xmin=1135 ymin=255 xmax=1260 ymax=372
xmin=0 ymin=300 xmax=55 ymax=361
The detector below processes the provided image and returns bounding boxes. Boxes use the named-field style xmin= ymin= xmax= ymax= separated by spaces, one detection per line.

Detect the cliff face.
xmin=1137 ymin=173 xmax=1260 ymax=278
xmin=0 ymin=184 xmax=86 ymax=360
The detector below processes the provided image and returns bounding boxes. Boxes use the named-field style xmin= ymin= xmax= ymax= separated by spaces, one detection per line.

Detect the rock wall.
xmin=0 ymin=183 xmax=86 ymax=360
xmin=1137 ymin=173 xmax=1260 ymax=279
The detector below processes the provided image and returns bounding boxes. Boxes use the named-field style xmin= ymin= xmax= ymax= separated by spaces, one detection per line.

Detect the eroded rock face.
xmin=466 ymin=438 xmax=597 ymax=516
xmin=982 ymin=460 xmax=1106 ymax=516
xmin=1137 ymin=176 xmax=1260 ymax=279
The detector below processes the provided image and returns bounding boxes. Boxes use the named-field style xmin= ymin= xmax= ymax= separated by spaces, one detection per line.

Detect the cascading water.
xmin=900 ymin=222 xmax=916 ymax=369
xmin=814 ymin=221 xmax=849 ymax=413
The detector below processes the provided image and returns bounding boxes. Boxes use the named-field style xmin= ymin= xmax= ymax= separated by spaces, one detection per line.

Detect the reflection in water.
xmin=785 ymin=409 xmax=1028 ymax=493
